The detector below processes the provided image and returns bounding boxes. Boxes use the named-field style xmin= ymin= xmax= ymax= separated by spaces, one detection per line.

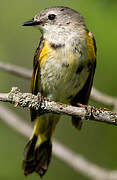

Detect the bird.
xmin=22 ymin=6 xmax=96 ymax=177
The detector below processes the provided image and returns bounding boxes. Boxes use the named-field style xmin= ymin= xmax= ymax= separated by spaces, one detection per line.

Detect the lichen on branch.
xmin=0 ymin=87 xmax=117 ymax=126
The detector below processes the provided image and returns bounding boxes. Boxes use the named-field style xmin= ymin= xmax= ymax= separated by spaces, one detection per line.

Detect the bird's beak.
xmin=22 ymin=19 xmax=39 ymax=26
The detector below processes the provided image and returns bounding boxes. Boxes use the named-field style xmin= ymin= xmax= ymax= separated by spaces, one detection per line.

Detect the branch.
xmin=91 ymin=88 xmax=117 ymax=112
xmin=0 ymin=62 xmax=31 ymax=79
xmin=0 ymin=87 xmax=117 ymax=126
xmin=0 ymin=61 xmax=117 ymax=110
xmin=0 ymin=104 xmax=117 ymax=180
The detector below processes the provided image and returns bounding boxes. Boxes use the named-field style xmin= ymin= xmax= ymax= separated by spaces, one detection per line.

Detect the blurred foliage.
xmin=0 ymin=0 xmax=117 ymax=180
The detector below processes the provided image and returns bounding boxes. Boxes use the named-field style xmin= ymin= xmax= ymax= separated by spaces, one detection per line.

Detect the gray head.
xmin=23 ymin=6 xmax=86 ymax=45
xmin=23 ymin=6 xmax=85 ymax=33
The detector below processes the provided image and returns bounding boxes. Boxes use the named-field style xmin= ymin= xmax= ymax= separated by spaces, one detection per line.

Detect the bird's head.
xmin=23 ymin=6 xmax=85 ymax=34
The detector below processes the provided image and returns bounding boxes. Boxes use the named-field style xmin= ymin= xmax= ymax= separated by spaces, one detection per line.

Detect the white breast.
xmin=40 ymin=44 xmax=89 ymax=103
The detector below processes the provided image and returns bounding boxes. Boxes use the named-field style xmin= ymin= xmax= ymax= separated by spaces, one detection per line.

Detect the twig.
xmin=0 ymin=104 xmax=117 ymax=180
xmin=0 ymin=62 xmax=31 ymax=79
xmin=0 ymin=87 xmax=117 ymax=126
xmin=0 ymin=61 xmax=117 ymax=111
xmin=91 ymin=88 xmax=117 ymax=112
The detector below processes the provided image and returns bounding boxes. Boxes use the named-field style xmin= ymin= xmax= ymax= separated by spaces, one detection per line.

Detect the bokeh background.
xmin=0 ymin=0 xmax=117 ymax=179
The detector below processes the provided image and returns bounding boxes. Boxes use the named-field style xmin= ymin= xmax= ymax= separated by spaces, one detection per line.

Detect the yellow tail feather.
xmin=22 ymin=115 xmax=59 ymax=176
xmin=22 ymin=133 xmax=52 ymax=177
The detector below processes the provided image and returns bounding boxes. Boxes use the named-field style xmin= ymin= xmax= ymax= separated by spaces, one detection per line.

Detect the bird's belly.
xmin=40 ymin=57 xmax=89 ymax=103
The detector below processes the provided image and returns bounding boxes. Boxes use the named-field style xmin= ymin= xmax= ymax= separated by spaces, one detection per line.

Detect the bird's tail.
xmin=22 ymin=136 xmax=52 ymax=177
xmin=22 ymin=117 xmax=53 ymax=177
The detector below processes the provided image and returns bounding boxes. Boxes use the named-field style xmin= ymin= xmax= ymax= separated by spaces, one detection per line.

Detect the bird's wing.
xmin=30 ymin=37 xmax=44 ymax=95
xmin=71 ymin=31 xmax=96 ymax=129
xmin=30 ymin=37 xmax=45 ymax=121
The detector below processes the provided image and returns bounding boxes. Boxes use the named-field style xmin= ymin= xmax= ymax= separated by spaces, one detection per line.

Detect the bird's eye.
xmin=48 ymin=14 xmax=56 ymax=20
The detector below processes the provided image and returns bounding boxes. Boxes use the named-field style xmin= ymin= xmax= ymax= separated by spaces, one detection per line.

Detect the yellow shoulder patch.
xmin=86 ymin=32 xmax=96 ymax=61
xmin=39 ymin=40 xmax=52 ymax=67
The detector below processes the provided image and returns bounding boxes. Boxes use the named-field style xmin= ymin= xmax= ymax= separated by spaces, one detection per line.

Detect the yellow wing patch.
xmin=33 ymin=67 xmax=38 ymax=90
xmin=86 ymin=32 xmax=96 ymax=61
xmin=39 ymin=40 xmax=52 ymax=67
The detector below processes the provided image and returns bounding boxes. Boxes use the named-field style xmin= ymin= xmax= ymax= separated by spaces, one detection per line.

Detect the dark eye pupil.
xmin=48 ymin=14 xmax=56 ymax=20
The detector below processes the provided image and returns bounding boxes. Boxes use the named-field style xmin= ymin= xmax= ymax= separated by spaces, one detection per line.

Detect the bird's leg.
xmin=76 ymin=103 xmax=85 ymax=107
xmin=37 ymin=92 xmax=44 ymax=108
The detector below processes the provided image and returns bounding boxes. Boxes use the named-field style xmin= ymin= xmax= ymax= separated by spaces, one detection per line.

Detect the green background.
xmin=0 ymin=0 xmax=117 ymax=179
